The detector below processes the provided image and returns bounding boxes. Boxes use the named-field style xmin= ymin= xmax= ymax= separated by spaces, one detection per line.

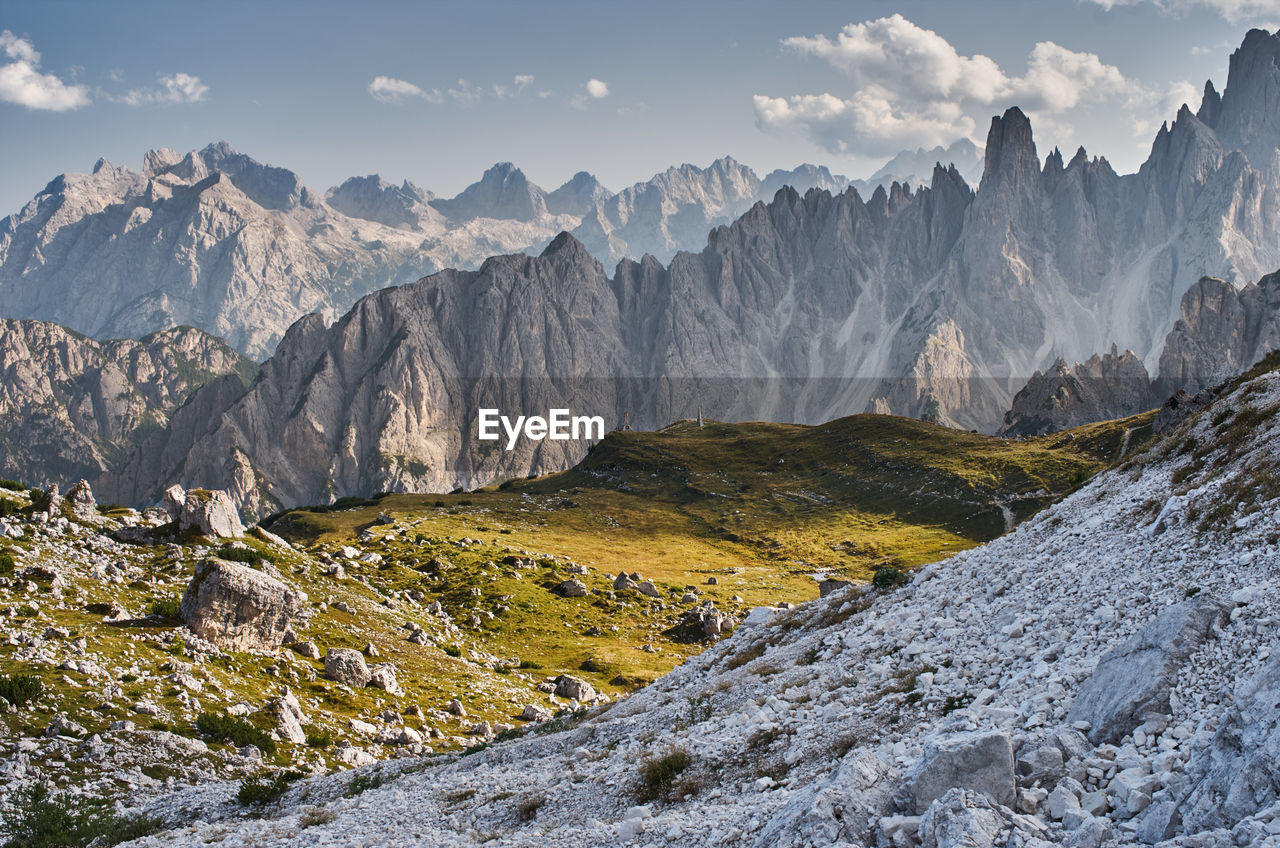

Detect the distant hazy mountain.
xmin=100 ymin=30 xmax=1280 ymax=516
xmin=849 ymin=138 xmax=984 ymax=195
xmin=0 ymin=137 xmax=986 ymax=359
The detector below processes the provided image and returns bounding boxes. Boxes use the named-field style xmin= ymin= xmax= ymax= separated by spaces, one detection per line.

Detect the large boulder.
xmin=368 ymin=664 xmax=402 ymax=694
xmin=917 ymin=789 xmax=1008 ymax=848
xmin=65 ymin=480 xmax=97 ymax=521
xmin=325 ymin=648 xmax=371 ymax=688
xmin=900 ymin=732 xmax=1016 ymax=814
xmin=174 ymin=488 xmax=245 ymax=538
xmin=553 ymin=674 xmax=596 ymax=702
xmin=1178 ymin=649 xmax=1280 ymax=832
xmin=179 ymin=558 xmax=305 ymax=651
xmin=1066 ymin=593 xmax=1229 ymax=745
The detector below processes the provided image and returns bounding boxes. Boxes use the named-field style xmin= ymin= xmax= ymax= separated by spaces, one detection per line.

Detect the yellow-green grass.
xmin=269 ymin=411 xmax=1150 ymax=698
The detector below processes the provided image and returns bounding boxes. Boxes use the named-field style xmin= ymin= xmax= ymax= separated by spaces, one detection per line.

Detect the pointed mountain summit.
xmin=547 ymin=171 xmax=611 ymax=216
xmin=325 ymin=174 xmax=440 ymax=230
xmin=430 ymin=162 xmax=549 ymax=222
xmin=1213 ymin=27 xmax=1280 ymax=170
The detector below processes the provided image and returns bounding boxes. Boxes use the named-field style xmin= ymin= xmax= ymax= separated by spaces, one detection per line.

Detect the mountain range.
xmin=0 ymin=137 xmax=975 ymax=360
xmin=5 ymin=31 xmax=1280 ymax=517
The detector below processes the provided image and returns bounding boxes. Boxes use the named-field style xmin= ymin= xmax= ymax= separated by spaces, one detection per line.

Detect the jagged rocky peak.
xmin=1214 ymin=28 xmax=1280 ymax=169
xmin=324 ymin=174 xmax=440 ymax=230
xmin=546 ymin=171 xmax=610 ymax=216
xmin=430 ymin=161 xmax=549 ymax=222
xmin=1156 ymin=271 xmax=1280 ymax=397
xmin=1197 ymin=79 xmax=1223 ymax=128
xmin=999 ymin=345 xmax=1156 ymax=437
xmin=149 ymin=141 xmax=313 ymax=211
xmin=863 ymin=137 xmax=984 ymax=189
xmin=758 ymin=163 xmax=849 ymax=200
xmin=981 ymin=107 xmax=1039 ymax=187
xmin=141 ymin=147 xmax=182 ymax=176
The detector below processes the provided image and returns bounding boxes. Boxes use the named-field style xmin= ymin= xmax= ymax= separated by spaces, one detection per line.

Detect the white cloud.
xmin=756 ymin=15 xmax=1168 ymax=156
xmin=0 ymin=30 xmax=89 ymax=111
xmin=1083 ymin=0 xmax=1280 ymax=22
xmin=586 ymin=78 xmax=609 ymax=98
xmin=117 ymin=72 xmax=209 ymax=106
xmin=493 ymin=74 xmax=535 ymax=98
xmin=369 ymin=75 xmax=441 ymax=104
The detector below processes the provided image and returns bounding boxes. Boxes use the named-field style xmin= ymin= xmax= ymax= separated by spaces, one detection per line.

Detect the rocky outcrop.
xmin=0 ymin=319 xmax=256 ymax=488
xmin=165 ymin=485 xmax=244 ymax=538
xmin=1155 ymin=272 xmax=1280 ymax=398
xmin=1180 ymin=648 xmax=1280 ymax=832
xmin=1066 ymin=593 xmax=1230 ymax=745
xmin=899 ymin=731 xmax=1016 ymax=814
xmin=1000 ymin=347 xmax=1158 ymax=436
xmin=65 ymin=479 xmax=97 ymax=521
xmin=178 ymin=558 xmax=305 ymax=652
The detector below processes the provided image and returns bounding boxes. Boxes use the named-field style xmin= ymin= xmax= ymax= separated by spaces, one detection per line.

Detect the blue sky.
xmin=0 ymin=0 xmax=1276 ymax=213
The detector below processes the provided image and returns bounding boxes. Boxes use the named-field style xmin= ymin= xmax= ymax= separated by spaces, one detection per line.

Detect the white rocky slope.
xmin=118 ymin=363 xmax=1280 ymax=846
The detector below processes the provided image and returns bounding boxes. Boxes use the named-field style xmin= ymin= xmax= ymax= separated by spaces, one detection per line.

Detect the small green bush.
xmin=237 ymin=770 xmax=304 ymax=806
xmin=517 ymin=659 xmax=541 ymax=669
xmin=305 ymin=729 xmax=332 ymax=748
xmin=148 ymin=598 xmax=181 ymax=619
xmin=0 ymin=551 xmax=14 ymax=576
xmin=345 ymin=772 xmax=385 ymax=797
xmin=441 ymin=644 xmax=462 ymax=658
xmin=637 ymin=748 xmax=693 ymax=802
xmin=872 ymin=566 xmax=905 ymax=590
xmin=0 ymin=498 xmax=21 ymax=518
xmin=1 ymin=783 xmax=160 ymax=848
xmin=0 ymin=674 xmax=42 ymax=707
xmin=195 ymin=711 xmax=277 ymax=755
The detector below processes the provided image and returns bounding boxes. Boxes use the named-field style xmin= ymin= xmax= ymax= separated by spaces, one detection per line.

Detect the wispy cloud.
xmin=0 ymin=30 xmax=90 ymax=111
xmin=1082 ymin=0 xmax=1280 ymax=23
xmin=369 ymin=75 xmax=441 ymax=104
xmin=115 ymin=72 xmax=209 ymax=106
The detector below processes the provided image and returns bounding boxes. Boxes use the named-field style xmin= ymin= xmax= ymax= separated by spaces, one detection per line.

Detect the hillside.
xmin=0 ymin=321 xmax=257 ymax=488
xmin=104 ymin=339 xmax=1280 ymax=847
xmin=0 ymin=410 xmax=1139 ymax=837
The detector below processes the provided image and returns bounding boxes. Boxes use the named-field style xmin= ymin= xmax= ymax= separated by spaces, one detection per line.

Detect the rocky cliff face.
xmin=1156 ymin=271 xmax=1280 ymax=396
xmin=0 ymin=320 xmax=255 ymax=487
xmin=999 ymin=347 xmax=1158 ymax=437
xmin=1001 ymin=268 xmax=1280 ymax=435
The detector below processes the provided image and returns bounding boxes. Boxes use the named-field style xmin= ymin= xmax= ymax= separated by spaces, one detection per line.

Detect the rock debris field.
xmin=97 ymin=364 xmax=1280 ymax=847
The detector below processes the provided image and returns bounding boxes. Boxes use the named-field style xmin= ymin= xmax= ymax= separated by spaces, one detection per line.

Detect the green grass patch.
xmin=637 ymin=748 xmax=693 ymax=802
xmin=195 ymin=711 xmax=277 ymax=755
